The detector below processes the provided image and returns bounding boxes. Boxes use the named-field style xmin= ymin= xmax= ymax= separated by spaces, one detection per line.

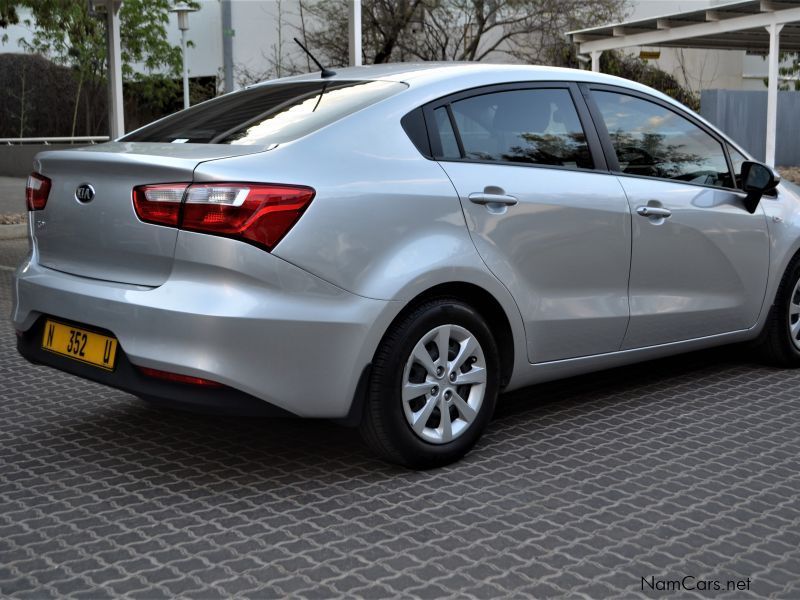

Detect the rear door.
xmin=584 ymin=85 xmax=769 ymax=349
xmin=427 ymin=83 xmax=632 ymax=363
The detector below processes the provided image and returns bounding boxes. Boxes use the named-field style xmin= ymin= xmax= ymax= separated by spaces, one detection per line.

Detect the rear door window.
xmin=122 ymin=80 xmax=407 ymax=146
xmin=431 ymin=88 xmax=594 ymax=169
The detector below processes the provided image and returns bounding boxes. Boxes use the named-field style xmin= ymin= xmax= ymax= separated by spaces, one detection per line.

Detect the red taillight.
xmin=182 ymin=184 xmax=315 ymax=250
xmin=132 ymin=182 xmax=314 ymax=251
xmin=138 ymin=366 xmax=223 ymax=387
xmin=26 ymin=173 xmax=51 ymax=211
xmin=132 ymin=184 xmax=187 ymax=227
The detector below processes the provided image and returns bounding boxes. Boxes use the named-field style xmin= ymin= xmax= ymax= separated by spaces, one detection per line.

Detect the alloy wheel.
xmin=789 ymin=276 xmax=800 ymax=350
xmin=401 ymin=324 xmax=487 ymax=444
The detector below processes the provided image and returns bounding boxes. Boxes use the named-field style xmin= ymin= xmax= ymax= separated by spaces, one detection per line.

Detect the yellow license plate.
xmin=41 ymin=320 xmax=118 ymax=371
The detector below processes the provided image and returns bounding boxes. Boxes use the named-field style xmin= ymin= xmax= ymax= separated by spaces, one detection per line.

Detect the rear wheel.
xmin=359 ymin=298 xmax=500 ymax=468
xmin=757 ymin=256 xmax=800 ymax=367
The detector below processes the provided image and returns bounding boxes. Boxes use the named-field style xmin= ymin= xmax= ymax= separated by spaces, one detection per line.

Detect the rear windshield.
xmin=122 ymin=80 xmax=407 ymax=145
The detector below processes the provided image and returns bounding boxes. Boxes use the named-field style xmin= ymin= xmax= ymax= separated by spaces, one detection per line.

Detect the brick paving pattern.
xmin=1 ymin=239 xmax=800 ymax=598
xmin=0 ymin=239 xmax=28 ymax=274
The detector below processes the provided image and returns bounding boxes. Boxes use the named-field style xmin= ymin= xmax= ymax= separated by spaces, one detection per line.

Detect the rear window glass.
xmin=122 ymin=80 xmax=407 ymax=145
xmin=433 ymin=107 xmax=460 ymax=159
xmin=433 ymin=88 xmax=594 ymax=169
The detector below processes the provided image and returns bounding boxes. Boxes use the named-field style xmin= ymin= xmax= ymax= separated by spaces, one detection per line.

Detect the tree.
xmin=234 ymin=0 xmax=307 ymax=88
xmin=598 ymin=51 xmax=700 ymax=111
xmin=302 ymin=0 xmax=627 ymax=67
xmin=0 ymin=0 xmax=20 ymax=29
xmin=0 ymin=53 xmax=87 ymax=137
xmin=1 ymin=0 xmax=192 ymax=135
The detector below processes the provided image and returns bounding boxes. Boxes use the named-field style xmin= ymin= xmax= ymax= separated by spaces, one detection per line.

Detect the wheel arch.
xmin=382 ymin=281 xmax=516 ymax=388
xmin=338 ymin=279 xmax=522 ymax=428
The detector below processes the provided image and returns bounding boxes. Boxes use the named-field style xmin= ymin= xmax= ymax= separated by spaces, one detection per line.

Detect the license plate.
xmin=41 ymin=319 xmax=118 ymax=371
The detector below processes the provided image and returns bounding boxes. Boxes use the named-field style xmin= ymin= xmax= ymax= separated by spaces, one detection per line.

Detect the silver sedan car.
xmin=12 ymin=63 xmax=800 ymax=468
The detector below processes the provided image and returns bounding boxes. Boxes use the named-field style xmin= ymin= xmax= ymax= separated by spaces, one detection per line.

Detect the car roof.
xmin=255 ymin=62 xmax=668 ymax=99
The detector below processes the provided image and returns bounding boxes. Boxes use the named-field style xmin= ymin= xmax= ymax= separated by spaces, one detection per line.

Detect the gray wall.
xmin=701 ymin=89 xmax=800 ymax=166
xmin=0 ymin=144 xmax=91 ymax=178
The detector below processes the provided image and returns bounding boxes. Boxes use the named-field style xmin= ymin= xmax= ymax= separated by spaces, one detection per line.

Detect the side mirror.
xmin=741 ymin=161 xmax=780 ymax=213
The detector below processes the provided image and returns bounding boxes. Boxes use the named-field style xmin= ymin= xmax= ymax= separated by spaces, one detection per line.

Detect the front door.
xmin=588 ymin=88 xmax=770 ymax=349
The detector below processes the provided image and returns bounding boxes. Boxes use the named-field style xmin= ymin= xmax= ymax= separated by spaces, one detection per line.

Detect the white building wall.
xmin=166 ymin=1 xmax=224 ymax=80
xmin=0 ymin=7 xmax=35 ymax=54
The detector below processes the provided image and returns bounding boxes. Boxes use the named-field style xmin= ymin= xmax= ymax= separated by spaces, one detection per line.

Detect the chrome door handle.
xmin=468 ymin=192 xmax=518 ymax=206
xmin=636 ymin=206 xmax=671 ymax=218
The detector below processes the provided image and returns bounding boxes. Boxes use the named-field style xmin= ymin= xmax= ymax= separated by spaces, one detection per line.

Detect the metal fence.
xmin=0 ymin=137 xmax=110 ymax=178
xmin=700 ymin=89 xmax=800 ymax=167
xmin=0 ymin=136 xmax=110 ymax=145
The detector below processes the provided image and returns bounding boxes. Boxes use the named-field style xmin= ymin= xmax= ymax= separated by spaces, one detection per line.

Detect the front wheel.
xmin=757 ymin=256 xmax=800 ymax=367
xmin=359 ymin=298 xmax=500 ymax=469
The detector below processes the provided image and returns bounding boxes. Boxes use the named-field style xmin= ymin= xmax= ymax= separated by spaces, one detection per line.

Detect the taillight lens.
xmin=132 ymin=182 xmax=314 ymax=251
xmin=26 ymin=173 xmax=51 ymax=211
xmin=132 ymin=184 xmax=187 ymax=227
xmin=182 ymin=184 xmax=314 ymax=250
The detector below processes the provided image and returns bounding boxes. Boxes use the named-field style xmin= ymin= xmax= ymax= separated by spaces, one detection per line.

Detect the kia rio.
xmin=13 ymin=63 xmax=800 ymax=468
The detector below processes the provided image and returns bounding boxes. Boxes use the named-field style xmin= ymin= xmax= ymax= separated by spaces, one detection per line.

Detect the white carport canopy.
xmin=567 ymin=0 xmax=800 ymax=166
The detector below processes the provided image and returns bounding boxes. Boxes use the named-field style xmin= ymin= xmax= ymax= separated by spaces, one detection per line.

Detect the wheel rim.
xmin=401 ymin=323 xmax=487 ymax=445
xmin=790 ymin=277 xmax=800 ymax=350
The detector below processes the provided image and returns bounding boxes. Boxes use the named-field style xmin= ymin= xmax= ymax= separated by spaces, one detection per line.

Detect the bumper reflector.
xmin=138 ymin=366 xmax=223 ymax=387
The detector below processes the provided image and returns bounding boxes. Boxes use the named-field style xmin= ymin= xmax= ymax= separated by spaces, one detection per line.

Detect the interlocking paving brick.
xmin=2 ymin=253 xmax=800 ymax=598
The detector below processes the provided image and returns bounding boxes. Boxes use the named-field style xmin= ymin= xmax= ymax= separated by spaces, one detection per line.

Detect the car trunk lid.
xmin=32 ymin=142 xmax=266 ymax=286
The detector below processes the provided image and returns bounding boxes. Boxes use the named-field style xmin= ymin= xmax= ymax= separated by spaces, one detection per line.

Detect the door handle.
xmin=468 ymin=192 xmax=518 ymax=206
xmin=636 ymin=206 xmax=671 ymax=218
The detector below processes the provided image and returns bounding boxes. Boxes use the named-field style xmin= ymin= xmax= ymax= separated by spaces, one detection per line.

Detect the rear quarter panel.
xmin=192 ymin=92 xmax=529 ymax=381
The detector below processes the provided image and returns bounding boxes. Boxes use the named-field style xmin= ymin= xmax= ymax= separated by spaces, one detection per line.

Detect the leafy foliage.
xmin=0 ymin=53 xmax=84 ymax=137
xmin=0 ymin=52 xmax=214 ymax=137
xmin=0 ymin=0 xmax=20 ymax=28
xmin=1 ymin=0 xmax=196 ymax=135
xmin=599 ymin=51 xmax=700 ymax=111
xmin=17 ymin=0 xmax=187 ymax=106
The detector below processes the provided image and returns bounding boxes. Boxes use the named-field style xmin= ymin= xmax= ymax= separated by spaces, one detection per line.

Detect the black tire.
xmin=757 ymin=255 xmax=800 ymax=367
xmin=359 ymin=298 xmax=501 ymax=469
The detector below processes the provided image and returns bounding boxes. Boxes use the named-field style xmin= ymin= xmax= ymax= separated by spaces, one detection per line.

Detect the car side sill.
xmin=506 ymin=328 xmax=757 ymax=393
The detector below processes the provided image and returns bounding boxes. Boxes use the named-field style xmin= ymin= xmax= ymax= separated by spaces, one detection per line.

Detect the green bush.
xmin=0 ymin=53 xmax=88 ymax=137
xmin=601 ymin=51 xmax=700 ymax=111
xmin=0 ymin=53 xmax=215 ymax=138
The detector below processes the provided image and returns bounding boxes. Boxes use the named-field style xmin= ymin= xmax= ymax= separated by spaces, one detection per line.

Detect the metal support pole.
xmin=221 ymin=0 xmax=234 ymax=93
xmin=591 ymin=50 xmax=601 ymax=72
xmin=348 ymin=0 xmax=362 ymax=66
xmin=171 ymin=3 xmax=197 ymax=108
xmin=181 ymin=28 xmax=190 ymax=110
xmin=765 ymin=22 xmax=783 ymax=167
xmin=105 ymin=2 xmax=124 ymax=138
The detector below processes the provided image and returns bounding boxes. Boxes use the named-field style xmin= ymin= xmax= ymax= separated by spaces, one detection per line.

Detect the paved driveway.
xmin=1 ymin=237 xmax=799 ymax=598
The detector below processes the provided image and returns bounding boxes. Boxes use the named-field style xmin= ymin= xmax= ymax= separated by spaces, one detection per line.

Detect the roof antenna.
xmin=293 ymin=37 xmax=336 ymax=79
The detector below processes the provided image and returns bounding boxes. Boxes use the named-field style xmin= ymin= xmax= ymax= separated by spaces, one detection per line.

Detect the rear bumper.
xmin=16 ymin=317 xmax=293 ymax=416
xmin=11 ymin=233 xmax=394 ymax=418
